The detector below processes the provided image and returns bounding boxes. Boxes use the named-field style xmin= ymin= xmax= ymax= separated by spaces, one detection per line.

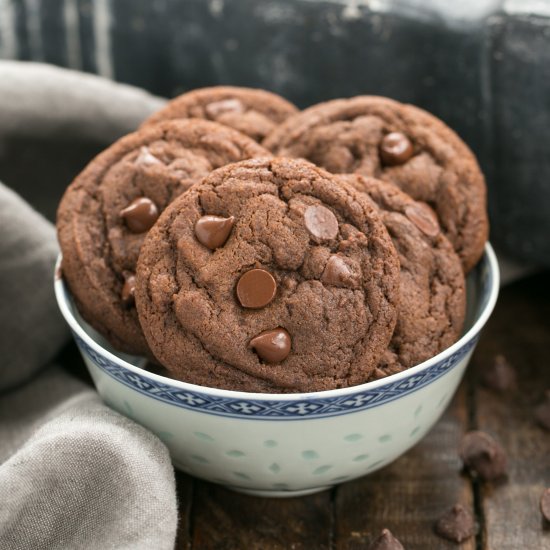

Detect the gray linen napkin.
xmin=0 ymin=63 xmax=176 ymax=550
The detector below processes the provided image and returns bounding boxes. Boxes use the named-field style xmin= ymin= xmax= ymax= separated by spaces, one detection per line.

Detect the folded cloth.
xmin=0 ymin=63 xmax=177 ymax=549
xmin=0 ymin=182 xmax=68 ymax=392
xmin=0 ymin=367 xmax=177 ymax=550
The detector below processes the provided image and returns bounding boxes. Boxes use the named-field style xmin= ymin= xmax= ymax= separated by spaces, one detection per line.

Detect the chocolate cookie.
xmin=264 ymin=96 xmax=488 ymax=272
xmin=142 ymin=86 xmax=298 ymax=143
xmin=57 ymin=120 xmax=268 ymax=355
xmin=341 ymin=175 xmax=466 ymax=379
xmin=135 ymin=157 xmax=400 ymax=392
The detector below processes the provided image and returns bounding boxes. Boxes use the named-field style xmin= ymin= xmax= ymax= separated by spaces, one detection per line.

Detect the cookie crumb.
xmin=367 ymin=528 xmax=405 ymax=550
xmin=459 ymin=430 xmax=507 ymax=481
xmin=434 ymin=504 xmax=476 ymax=543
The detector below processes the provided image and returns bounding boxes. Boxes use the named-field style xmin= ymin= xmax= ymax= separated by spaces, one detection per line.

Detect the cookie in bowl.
xmin=340 ymin=175 xmax=466 ymax=380
xmin=264 ymin=96 xmax=488 ymax=272
xmin=57 ymin=119 xmax=268 ymax=356
xmin=135 ymin=157 xmax=401 ymax=392
xmin=142 ymin=86 xmax=299 ymax=143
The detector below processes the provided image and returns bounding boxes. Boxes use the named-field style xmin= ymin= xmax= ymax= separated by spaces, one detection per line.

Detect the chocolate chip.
xmin=540 ymin=488 xmax=550 ymax=522
xmin=249 ymin=328 xmax=291 ymax=363
xmin=534 ymin=390 xmax=550 ymax=431
xmin=135 ymin=146 xmax=162 ymax=166
xmin=236 ymin=268 xmax=277 ymax=309
xmin=321 ymin=255 xmax=360 ymax=288
xmin=121 ymin=273 xmax=136 ymax=306
xmin=120 ymin=197 xmax=159 ymax=233
xmin=205 ymin=98 xmax=245 ymax=119
xmin=434 ymin=504 xmax=476 ymax=543
xmin=195 ymin=215 xmax=235 ymax=249
xmin=481 ymin=354 xmax=517 ymax=392
xmin=404 ymin=203 xmax=440 ymax=238
xmin=379 ymin=132 xmax=414 ymax=166
xmin=304 ymin=205 xmax=339 ymax=240
xmin=367 ymin=528 xmax=405 ymax=550
xmin=459 ymin=430 xmax=507 ymax=481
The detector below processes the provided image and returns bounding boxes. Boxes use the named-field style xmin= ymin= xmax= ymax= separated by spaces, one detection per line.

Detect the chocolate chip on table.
xmin=459 ymin=430 xmax=508 ymax=481
xmin=534 ymin=390 xmax=550 ymax=431
xmin=434 ymin=504 xmax=476 ymax=543
xmin=195 ymin=215 xmax=235 ymax=249
xmin=236 ymin=268 xmax=277 ymax=309
xmin=379 ymin=132 xmax=414 ymax=166
xmin=249 ymin=328 xmax=291 ymax=363
xmin=481 ymin=354 xmax=517 ymax=392
xmin=121 ymin=273 xmax=136 ymax=306
xmin=404 ymin=203 xmax=440 ymax=238
xmin=541 ymin=488 xmax=550 ymax=523
xmin=120 ymin=197 xmax=159 ymax=233
xmin=367 ymin=528 xmax=405 ymax=550
xmin=304 ymin=205 xmax=339 ymax=240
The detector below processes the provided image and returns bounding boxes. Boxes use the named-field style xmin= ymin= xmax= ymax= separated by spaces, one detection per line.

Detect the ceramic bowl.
xmin=54 ymin=244 xmax=499 ymax=497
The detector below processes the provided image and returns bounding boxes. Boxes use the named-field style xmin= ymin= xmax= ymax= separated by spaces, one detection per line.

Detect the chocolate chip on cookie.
xmin=57 ymin=119 xmax=268 ymax=355
xmin=142 ymin=86 xmax=299 ymax=142
xmin=341 ymin=175 xmax=465 ymax=379
xmin=135 ymin=157 xmax=400 ymax=392
xmin=264 ymin=96 xmax=488 ymax=272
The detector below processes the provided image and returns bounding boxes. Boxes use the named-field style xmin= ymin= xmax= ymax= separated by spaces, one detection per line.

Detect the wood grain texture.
xmin=468 ymin=272 xmax=550 ymax=550
xmin=189 ymin=481 xmax=332 ymax=549
xmin=334 ymin=384 xmax=475 ymax=550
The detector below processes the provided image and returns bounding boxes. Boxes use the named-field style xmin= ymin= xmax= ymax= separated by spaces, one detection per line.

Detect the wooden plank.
xmin=334 ymin=383 xmax=476 ymax=550
xmin=189 ymin=480 xmax=332 ymax=549
xmin=175 ymin=472 xmax=194 ymax=550
xmin=468 ymin=272 xmax=550 ymax=550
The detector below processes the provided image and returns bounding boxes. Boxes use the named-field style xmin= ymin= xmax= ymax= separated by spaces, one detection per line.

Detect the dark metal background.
xmin=1 ymin=0 xmax=549 ymax=265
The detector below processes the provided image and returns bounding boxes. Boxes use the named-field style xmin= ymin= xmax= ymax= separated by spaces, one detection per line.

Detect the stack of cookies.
xmin=57 ymin=86 xmax=488 ymax=393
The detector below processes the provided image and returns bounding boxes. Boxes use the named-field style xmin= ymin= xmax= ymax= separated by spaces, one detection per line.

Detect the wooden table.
xmin=173 ymin=271 xmax=550 ymax=549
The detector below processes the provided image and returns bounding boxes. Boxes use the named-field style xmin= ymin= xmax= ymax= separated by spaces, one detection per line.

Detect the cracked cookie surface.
xmin=142 ymin=86 xmax=299 ymax=143
xmin=135 ymin=157 xmax=400 ymax=392
xmin=57 ymin=119 xmax=268 ymax=355
xmin=264 ymin=95 xmax=488 ymax=272
xmin=341 ymin=175 xmax=466 ymax=380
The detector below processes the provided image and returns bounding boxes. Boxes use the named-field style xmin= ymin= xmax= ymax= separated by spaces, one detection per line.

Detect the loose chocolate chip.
xmin=481 ymin=354 xmax=517 ymax=392
xmin=367 ymin=528 xmax=405 ymax=550
xmin=459 ymin=430 xmax=507 ymax=481
xmin=304 ymin=205 xmax=339 ymax=240
xmin=236 ymin=268 xmax=277 ymax=309
xmin=249 ymin=328 xmax=291 ymax=363
xmin=404 ymin=203 xmax=440 ymax=238
xmin=195 ymin=215 xmax=235 ymax=249
xmin=434 ymin=504 xmax=476 ymax=543
xmin=205 ymin=98 xmax=245 ymax=119
xmin=321 ymin=255 xmax=359 ymax=288
xmin=121 ymin=273 xmax=136 ymax=306
xmin=540 ymin=488 xmax=550 ymax=522
xmin=379 ymin=132 xmax=414 ymax=166
xmin=120 ymin=197 xmax=159 ymax=233
xmin=534 ymin=390 xmax=550 ymax=431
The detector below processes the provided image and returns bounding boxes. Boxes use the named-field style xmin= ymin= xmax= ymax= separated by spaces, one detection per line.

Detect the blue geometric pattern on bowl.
xmin=74 ymin=332 xmax=478 ymax=421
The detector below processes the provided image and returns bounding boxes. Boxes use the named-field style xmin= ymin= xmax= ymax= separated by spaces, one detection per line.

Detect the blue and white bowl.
xmin=54 ymin=245 xmax=499 ymax=497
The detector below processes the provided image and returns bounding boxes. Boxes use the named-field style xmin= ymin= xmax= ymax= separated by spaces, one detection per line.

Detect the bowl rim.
xmin=54 ymin=243 xmax=499 ymax=402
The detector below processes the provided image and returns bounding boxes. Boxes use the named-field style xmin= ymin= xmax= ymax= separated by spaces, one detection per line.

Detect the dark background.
xmin=1 ymin=0 xmax=549 ymax=265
